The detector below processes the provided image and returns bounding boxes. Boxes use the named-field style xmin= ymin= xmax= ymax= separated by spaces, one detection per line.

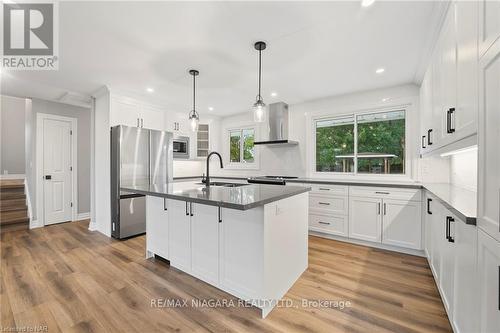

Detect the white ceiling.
xmin=1 ymin=1 xmax=445 ymax=116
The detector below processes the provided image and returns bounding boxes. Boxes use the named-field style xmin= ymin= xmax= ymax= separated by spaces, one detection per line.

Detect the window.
xmin=229 ymin=128 xmax=255 ymax=164
xmin=316 ymin=117 xmax=354 ymax=172
xmin=315 ymin=110 xmax=406 ymax=175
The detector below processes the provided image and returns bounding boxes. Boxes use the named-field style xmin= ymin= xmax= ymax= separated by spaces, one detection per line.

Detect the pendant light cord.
xmin=192 ymin=73 xmax=196 ymax=112
xmin=257 ymin=49 xmax=262 ymax=100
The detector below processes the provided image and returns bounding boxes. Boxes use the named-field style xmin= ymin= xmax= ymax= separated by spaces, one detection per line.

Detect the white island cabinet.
xmin=145 ymin=191 xmax=309 ymax=318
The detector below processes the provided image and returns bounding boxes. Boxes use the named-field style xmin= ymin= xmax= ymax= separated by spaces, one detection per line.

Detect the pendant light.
xmin=253 ymin=41 xmax=267 ymax=123
xmin=188 ymin=69 xmax=200 ymax=132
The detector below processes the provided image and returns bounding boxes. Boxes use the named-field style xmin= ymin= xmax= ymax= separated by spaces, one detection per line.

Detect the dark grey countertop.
xmin=171 ymin=176 xmax=477 ymax=224
xmin=423 ymin=183 xmax=477 ymax=225
xmin=121 ymin=181 xmax=311 ymax=210
xmin=174 ymin=176 xmax=423 ymax=188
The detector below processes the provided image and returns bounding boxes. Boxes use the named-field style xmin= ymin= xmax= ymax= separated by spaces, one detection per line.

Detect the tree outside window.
xmin=315 ymin=110 xmax=406 ymax=175
xmin=229 ymin=128 xmax=255 ymax=163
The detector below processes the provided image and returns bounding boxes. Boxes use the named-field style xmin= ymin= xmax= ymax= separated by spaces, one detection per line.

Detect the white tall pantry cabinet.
xmin=420 ymin=1 xmax=500 ymax=332
xmin=477 ymin=0 xmax=500 ymax=331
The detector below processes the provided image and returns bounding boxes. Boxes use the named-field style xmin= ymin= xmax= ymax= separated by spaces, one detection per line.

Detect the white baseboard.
xmin=76 ymin=212 xmax=90 ymax=220
xmin=0 ymin=174 xmax=25 ymax=179
xmin=309 ymin=230 xmax=426 ymax=257
xmin=88 ymin=222 xmax=97 ymax=231
xmin=30 ymin=219 xmax=43 ymax=229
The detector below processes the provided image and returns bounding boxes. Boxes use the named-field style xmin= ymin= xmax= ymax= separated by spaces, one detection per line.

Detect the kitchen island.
xmin=121 ymin=181 xmax=311 ymax=318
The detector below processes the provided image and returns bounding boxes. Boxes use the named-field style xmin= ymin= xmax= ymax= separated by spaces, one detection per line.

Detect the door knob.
xmin=45 ymin=175 xmax=52 ymax=180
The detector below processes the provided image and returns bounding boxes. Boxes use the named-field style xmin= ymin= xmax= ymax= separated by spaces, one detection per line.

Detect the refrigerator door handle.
xmin=185 ymin=201 xmax=189 ymax=216
xmin=190 ymin=202 xmax=194 ymax=216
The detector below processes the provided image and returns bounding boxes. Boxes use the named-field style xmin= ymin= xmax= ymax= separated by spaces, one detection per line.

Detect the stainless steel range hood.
xmin=254 ymin=102 xmax=298 ymax=146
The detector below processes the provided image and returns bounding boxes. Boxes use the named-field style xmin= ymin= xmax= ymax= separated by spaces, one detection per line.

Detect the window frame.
xmin=225 ymin=125 xmax=259 ymax=170
xmin=312 ymin=107 xmax=409 ymax=178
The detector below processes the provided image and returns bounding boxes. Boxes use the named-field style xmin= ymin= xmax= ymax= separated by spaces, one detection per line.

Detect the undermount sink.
xmin=196 ymin=182 xmax=249 ymax=188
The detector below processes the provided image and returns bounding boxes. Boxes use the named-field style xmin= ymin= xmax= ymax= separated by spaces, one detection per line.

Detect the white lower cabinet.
xmin=309 ymin=213 xmax=348 ymax=237
xmin=191 ymin=203 xmax=219 ymax=285
xmin=348 ymin=192 xmax=422 ymax=250
xmin=453 ymin=218 xmax=479 ymax=333
xmin=477 ymin=229 xmax=500 ymax=333
xmin=168 ymin=200 xmax=191 ymax=272
xmin=146 ymin=196 xmax=169 ymax=259
xmin=382 ymin=199 xmax=422 ymax=250
xmin=219 ymin=207 xmax=263 ymax=298
xmin=439 ymin=214 xmax=456 ymax=313
xmin=424 ymin=191 xmax=485 ymax=333
xmin=349 ymin=197 xmax=382 ymax=242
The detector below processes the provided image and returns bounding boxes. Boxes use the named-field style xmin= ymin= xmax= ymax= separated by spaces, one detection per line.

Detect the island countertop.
xmin=121 ymin=181 xmax=311 ymax=210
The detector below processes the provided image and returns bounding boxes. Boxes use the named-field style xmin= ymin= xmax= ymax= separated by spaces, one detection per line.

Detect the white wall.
xmin=210 ymin=84 xmax=420 ymax=180
xmin=93 ymin=88 xmax=111 ymax=236
xmin=1 ymin=95 xmax=26 ymax=175
xmin=450 ymin=148 xmax=478 ymax=191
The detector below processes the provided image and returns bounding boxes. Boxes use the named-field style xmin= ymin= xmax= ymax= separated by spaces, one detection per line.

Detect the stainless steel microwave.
xmin=173 ymin=136 xmax=190 ymax=159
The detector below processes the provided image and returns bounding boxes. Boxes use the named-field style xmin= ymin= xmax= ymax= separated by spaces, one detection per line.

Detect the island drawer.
xmin=309 ymin=194 xmax=347 ymax=215
xmin=309 ymin=184 xmax=348 ymax=196
xmin=309 ymin=213 xmax=348 ymax=237
xmin=349 ymin=186 xmax=421 ymax=202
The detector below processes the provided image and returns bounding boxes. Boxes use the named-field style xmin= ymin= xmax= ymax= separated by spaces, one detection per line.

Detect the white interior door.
xmin=43 ymin=118 xmax=73 ymax=225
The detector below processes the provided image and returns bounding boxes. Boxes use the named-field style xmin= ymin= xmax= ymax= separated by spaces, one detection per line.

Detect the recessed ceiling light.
xmin=382 ymin=98 xmax=389 ymax=102
xmin=361 ymin=0 xmax=375 ymax=7
xmin=271 ymin=92 xmax=278 ymax=97
xmin=208 ymin=107 xmax=214 ymax=111
xmin=376 ymin=68 xmax=385 ymax=74
xmin=146 ymin=87 xmax=154 ymax=93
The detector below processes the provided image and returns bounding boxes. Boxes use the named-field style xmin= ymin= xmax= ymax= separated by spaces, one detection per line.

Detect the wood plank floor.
xmin=0 ymin=220 xmax=452 ymax=333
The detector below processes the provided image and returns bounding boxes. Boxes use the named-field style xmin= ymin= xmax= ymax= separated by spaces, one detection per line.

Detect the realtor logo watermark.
xmin=2 ymin=1 xmax=58 ymax=70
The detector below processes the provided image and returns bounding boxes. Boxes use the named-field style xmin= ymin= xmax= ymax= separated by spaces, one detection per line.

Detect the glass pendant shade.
xmin=253 ymin=99 xmax=266 ymax=123
xmin=189 ymin=110 xmax=199 ymax=132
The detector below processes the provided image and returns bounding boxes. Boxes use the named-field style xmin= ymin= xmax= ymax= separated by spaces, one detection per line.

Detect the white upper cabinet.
xmin=478 ymin=36 xmax=500 ymax=242
xmin=478 ymin=0 xmax=500 ymax=57
xmin=420 ymin=1 xmax=479 ymax=154
xmin=455 ymin=0 xmax=479 ymax=138
xmin=140 ymin=105 xmax=166 ymax=131
xmin=109 ymin=94 xmax=165 ymax=131
xmin=110 ymin=98 xmax=141 ymax=128
xmin=438 ymin=7 xmax=458 ymax=144
xmin=420 ymin=69 xmax=433 ymax=153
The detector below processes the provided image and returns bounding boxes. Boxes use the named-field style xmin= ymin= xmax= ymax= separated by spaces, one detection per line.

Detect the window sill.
xmin=309 ymin=172 xmax=415 ymax=183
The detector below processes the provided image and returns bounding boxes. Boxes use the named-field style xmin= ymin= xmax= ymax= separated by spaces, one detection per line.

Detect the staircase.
xmin=0 ymin=179 xmax=29 ymax=232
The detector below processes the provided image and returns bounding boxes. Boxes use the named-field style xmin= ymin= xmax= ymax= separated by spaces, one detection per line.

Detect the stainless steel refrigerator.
xmin=110 ymin=125 xmax=173 ymax=239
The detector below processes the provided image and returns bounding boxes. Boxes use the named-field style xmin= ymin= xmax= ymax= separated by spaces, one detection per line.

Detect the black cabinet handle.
xmin=185 ymin=202 xmax=189 ymax=216
xmin=318 ymin=202 xmax=330 ymax=205
xmin=448 ymin=217 xmax=455 ymax=243
xmin=163 ymin=198 xmax=167 ymax=211
xmin=190 ymin=202 xmax=193 ymax=216
xmin=375 ymin=191 xmax=390 ymax=195
xmin=383 ymin=203 xmax=387 ymax=215
xmin=449 ymin=108 xmax=455 ymax=133
xmin=446 ymin=216 xmax=455 ymax=242
xmin=427 ymin=129 xmax=433 ymax=145
xmin=318 ymin=221 xmax=331 ymax=225
xmin=422 ymin=135 xmax=426 ymax=149
xmin=218 ymin=206 xmax=222 ymax=223
xmin=447 ymin=108 xmax=456 ymax=133
xmin=446 ymin=216 xmax=450 ymax=240
xmin=319 ymin=188 xmax=330 ymax=191
xmin=45 ymin=175 xmax=52 ymax=180
xmin=427 ymin=198 xmax=432 ymax=214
